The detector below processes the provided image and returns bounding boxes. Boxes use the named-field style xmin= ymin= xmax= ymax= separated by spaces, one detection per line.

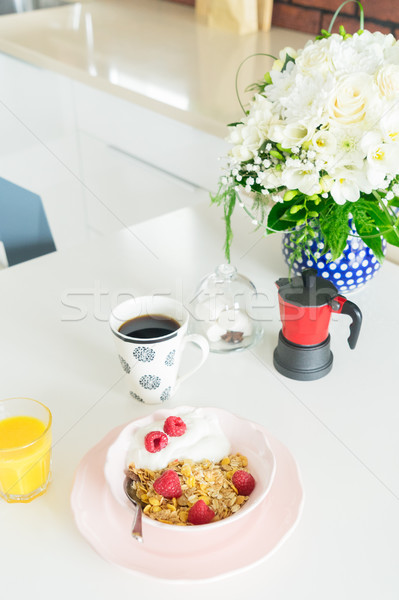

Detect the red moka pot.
xmin=273 ymin=269 xmax=362 ymax=380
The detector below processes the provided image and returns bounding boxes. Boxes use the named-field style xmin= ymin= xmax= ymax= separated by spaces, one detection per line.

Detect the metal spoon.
xmin=123 ymin=476 xmax=144 ymax=543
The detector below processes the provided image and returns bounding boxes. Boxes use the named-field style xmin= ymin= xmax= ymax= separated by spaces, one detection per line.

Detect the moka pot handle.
xmin=329 ymin=295 xmax=362 ymax=350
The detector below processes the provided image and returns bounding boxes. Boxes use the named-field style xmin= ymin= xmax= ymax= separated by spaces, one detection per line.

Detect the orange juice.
xmin=0 ymin=400 xmax=52 ymax=503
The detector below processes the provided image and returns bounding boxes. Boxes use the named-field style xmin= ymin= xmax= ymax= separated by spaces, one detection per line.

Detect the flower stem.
xmin=328 ymin=1 xmax=364 ymax=34
xmin=235 ymin=53 xmax=277 ymax=115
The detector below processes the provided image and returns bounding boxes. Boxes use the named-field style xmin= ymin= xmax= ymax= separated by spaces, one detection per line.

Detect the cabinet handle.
xmin=108 ymin=145 xmax=203 ymax=192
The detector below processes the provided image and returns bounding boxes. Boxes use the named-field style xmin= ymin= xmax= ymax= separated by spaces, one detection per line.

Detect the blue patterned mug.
xmin=110 ymin=296 xmax=209 ymax=404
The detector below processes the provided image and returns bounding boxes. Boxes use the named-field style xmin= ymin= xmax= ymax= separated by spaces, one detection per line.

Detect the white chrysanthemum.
xmin=246 ymin=95 xmax=274 ymax=137
xmin=324 ymin=127 xmax=364 ymax=172
xmin=331 ymin=32 xmax=385 ymax=75
xmin=266 ymin=62 xmax=296 ymax=112
xmin=281 ymin=72 xmax=333 ymax=128
xmin=384 ymin=40 xmax=399 ymax=64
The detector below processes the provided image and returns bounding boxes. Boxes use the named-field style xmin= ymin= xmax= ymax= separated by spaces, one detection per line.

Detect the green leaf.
xmin=267 ymin=201 xmax=297 ymax=232
xmin=227 ymin=121 xmax=244 ymax=127
xmin=319 ymin=203 xmax=351 ymax=260
xmin=353 ymin=224 xmax=385 ymax=262
xmin=351 ymin=205 xmax=385 ymax=262
xmin=354 ymin=198 xmax=399 ymax=248
xmin=281 ymin=53 xmax=295 ymax=72
xmin=282 ymin=208 xmax=306 ymax=222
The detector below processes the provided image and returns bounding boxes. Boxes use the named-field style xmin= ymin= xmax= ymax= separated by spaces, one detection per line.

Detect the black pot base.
xmin=273 ymin=331 xmax=333 ymax=381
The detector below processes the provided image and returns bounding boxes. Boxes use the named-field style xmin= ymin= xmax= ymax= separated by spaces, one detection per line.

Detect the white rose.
xmin=329 ymin=74 xmax=372 ymax=126
xmin=296 ymin=38 xmax=333 ymax=76
xmin=375 ymin=64 xmax=399 ymax=99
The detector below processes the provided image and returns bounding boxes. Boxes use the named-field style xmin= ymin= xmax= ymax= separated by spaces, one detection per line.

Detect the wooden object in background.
xmin=208 ymin=0 xmax=258 ymax=35
xmin=195 ymin=0 xmax=209 ymax=19
xmin=258 ymin=0 xmax=273 ymax=31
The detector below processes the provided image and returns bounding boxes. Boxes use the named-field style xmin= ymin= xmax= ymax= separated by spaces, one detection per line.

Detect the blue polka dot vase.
xmin=282 ymin=224 xmax=386 ymax=293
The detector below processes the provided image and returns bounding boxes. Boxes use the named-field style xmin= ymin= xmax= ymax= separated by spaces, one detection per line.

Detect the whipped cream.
xmin=125 ymin=408 xmax=231 ymax=471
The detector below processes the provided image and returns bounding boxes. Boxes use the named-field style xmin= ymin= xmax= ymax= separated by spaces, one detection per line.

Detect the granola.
xmin=127 ymin=453 xmax=252 ymax=526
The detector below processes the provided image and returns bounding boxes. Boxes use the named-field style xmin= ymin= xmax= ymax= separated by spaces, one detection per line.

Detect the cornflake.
xmin=127 ymin=454 xmax=252 ymax=526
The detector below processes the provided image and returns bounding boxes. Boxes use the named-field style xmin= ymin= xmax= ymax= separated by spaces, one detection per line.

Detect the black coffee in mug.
xmin=118 ymin=314 xmax=180 ymax=340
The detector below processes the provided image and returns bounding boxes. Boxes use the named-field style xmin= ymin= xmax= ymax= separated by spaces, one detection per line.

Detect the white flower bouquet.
xmin=212 ymin=1 xmax=399 ymax=266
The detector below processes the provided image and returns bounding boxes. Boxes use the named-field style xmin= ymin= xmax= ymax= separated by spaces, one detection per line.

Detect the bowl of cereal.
xmin=104 ymin=406 xmax=275 ymax=530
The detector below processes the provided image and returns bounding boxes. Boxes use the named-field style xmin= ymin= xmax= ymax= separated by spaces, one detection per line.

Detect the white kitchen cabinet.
xmin=0 ymin=52 xmax=229 ymax=249
xmin=73 ymin=81 xmax=229 ymax=193
xmin=72 ymin=80 xmax=229 ymax=235
xmin=0 ymin=53 xmax=88 ymax=252
xmin=78 ymin=131 xmax=208 ymax=236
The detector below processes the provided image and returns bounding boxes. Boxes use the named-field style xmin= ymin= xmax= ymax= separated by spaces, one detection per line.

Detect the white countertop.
xmin=0 ymin=0 xmax=312 ymax=137
xmin=0 ymin=201 xmax=398 ymax=598
xmin=1 ymin=0 xmax=398 ymax=264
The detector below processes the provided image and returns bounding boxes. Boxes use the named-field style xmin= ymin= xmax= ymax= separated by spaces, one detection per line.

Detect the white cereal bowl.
xmin=104 ymin=406 xmax=276 ymax=531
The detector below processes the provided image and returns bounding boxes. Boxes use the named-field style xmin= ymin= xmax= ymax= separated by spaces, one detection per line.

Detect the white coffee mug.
xmin=109 ymin=296 xmax=209 ymax=404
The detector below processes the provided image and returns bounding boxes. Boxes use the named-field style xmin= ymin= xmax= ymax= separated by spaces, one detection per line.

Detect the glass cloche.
xmin=190 ymin=264 xmax=263 ymax=353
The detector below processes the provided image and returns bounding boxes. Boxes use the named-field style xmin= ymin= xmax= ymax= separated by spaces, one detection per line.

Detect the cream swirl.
xmin=125 ymin=408 xmax=231 ymax=471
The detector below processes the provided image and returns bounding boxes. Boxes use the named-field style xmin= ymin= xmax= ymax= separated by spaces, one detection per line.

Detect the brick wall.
xmin=271 ymin=0 xmax=399 ymax=36
xmin=165 ymin=0 xmax=399 ymax=37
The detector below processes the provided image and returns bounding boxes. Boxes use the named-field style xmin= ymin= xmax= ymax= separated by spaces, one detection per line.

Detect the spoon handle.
xmin=131 ymin=505 xmax=143 ymax=542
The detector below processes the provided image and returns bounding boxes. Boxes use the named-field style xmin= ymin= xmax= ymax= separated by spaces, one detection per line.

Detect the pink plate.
xmin=71 ymin=423 xmax=304 ymax=582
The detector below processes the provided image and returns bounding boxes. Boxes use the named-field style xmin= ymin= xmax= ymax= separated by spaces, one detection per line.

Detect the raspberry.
xmin=232 ymin=470 xmax=256 ymax=496
xmin=144 ymin=431 xmax=168 ymax=453
xmin=153 ymin=470 xmax=182 ymax=498
xmin=163 ymin=415 xmax=187 ymax=437
xmin=187 ymin=499 xmax=215 ymax=525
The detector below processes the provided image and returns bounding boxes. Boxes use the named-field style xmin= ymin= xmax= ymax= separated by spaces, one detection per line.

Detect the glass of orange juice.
xmin=0 ymin=398 xmax=52 ymax=503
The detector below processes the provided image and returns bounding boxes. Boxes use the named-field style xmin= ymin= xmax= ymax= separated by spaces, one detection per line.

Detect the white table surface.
xmin=1 ymin=200 xmax=398 ymax=599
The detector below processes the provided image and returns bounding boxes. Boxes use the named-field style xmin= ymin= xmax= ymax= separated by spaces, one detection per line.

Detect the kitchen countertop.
xmin=1 ymin=202 xmax=398 ymax=597
xmin=0 ymin=0 xmax=311 ymax=137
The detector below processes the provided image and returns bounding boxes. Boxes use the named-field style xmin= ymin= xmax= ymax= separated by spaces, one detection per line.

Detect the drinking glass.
xmin=0 ymin=397 xmax=52 ymax=503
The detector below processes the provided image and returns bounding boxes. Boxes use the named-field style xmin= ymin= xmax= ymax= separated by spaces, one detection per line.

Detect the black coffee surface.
xmin=118 ymin=314 xmax=180 ymax=339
